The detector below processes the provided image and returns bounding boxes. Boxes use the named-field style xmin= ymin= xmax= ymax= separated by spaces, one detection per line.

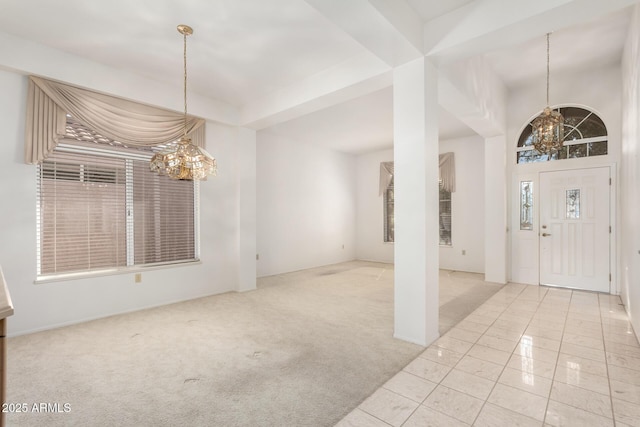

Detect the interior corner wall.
xmin=440 ymin=56 xmax=507 ymax=136
xmin=255 ymin=130 xmax=356 ymax=277
xmin=355 ymin=148 xmax=394 ymax=263
xmin=0 ymin=69 xmax=245 ymax=336
xmin=620 ymin=4 xmax=640 ymax=334
xmin=236 ymin=127 xmax=257 ymax=292
xmin=439 ymin=136 xmax=485 ymax=273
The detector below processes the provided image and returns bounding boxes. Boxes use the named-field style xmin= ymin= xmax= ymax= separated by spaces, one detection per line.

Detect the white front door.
xmin=539 ymin=167 xmax=610 ymax=292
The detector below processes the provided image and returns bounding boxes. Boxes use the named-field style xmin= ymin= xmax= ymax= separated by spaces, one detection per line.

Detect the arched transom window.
xmin=517 ymin=106 xmax=608 ymax=164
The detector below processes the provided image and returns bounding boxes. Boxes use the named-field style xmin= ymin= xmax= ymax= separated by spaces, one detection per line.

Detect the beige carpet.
xmin=6 ymin=261 xmax=502 ymax=427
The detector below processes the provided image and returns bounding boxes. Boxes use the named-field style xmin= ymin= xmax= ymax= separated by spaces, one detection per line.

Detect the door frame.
xmin=510 ymin=161 xmax=617 ymax=294
xmin=539 ymin=166 xmax=611 ymax=292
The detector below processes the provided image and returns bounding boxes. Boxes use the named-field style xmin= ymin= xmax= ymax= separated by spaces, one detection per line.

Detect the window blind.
xmin=37 ymin=143 xmax=196 ymax=277
xmin=132 ymin=161 xmax=195 ymax=265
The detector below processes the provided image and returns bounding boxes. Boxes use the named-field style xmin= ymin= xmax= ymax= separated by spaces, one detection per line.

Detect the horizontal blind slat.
xmin=37 ymin=141 xmax=196 ymax=276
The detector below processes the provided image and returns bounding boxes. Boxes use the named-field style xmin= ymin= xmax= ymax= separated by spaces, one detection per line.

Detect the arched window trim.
xmin=515 ymin=104 xmax=608 ymax=164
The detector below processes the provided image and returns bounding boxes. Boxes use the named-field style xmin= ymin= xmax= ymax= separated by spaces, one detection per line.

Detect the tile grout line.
xmin=547 ymin=292 xmax=624 ymax=424
xmin=365 ymin=289 xmax=637 ymax=426
xmin=338 ymin=268 xmax=488 ymax=426
xmin=541 ymin=288 xmax=572 ymax=426
xmin=394 ymin=334 xmax=476 ymax=425
xmin=602 ymin=294 xmax=619 ymax=426
xmin=405 ymin=284 xmax=528 ymax=426
xmin=356 ymin=408 xmax=393 ymax=427
xmin=466 ymin=286 xmax=530 ymax=425
xmin=384 ymin=287 xmax=515 ymax=427
xmin=468 ymin=284 xmax=544 ymax=426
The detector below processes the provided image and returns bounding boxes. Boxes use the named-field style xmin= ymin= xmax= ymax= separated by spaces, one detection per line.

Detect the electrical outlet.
xmin=135 ymin=273 xmax=142 ymax=283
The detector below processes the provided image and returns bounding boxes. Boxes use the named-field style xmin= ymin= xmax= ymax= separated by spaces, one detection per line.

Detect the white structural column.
xmin=237 ymin=127 xmax=257 ymax=292
xmin=484 ymin=135 xmax=507 ymax=284
xmin=393 ymin=57 xmax=440 ymax=346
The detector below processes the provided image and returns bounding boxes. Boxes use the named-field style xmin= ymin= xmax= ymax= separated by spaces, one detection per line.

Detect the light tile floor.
xmin=336 ymin=283 xmax=640 ymax=426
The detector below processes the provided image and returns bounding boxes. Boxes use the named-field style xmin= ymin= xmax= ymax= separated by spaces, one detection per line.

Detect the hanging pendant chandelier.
xmin=150 ymin=24 xmax=216 ymax=180
xmin=532 ymin=33 xmax=564 ymax=156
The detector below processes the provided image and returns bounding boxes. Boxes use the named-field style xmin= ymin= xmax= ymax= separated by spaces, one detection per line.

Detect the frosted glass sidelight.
xmin=520 ymin=181 xmax=533 ymax=230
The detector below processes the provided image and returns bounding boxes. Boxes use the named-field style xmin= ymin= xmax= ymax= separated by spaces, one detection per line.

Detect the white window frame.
xmin=35 ymin=140 xmax=200 ymax=283
xmin=516 ymin=106 xmax=608 ymax=164
xmin=383 ymin=177 xmax=453 ymax=246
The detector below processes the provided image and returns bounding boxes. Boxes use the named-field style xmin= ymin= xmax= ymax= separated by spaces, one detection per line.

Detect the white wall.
xmin=440 ymin=136 xmax=485 ymax=273
xmin=355 ymin=149 xmax=394 ymax=263
xmin=440 ymin=56 xmax=507 ymax=137
xmin=508 ymin=63 xmax=622 ymax=286
xmin=237 ymin=127 xmax=257 ymax=292
xmin=0 ymin=68 xmax=254 ymax=336
xmin=256 ymin=130 xmax=356 ymax=277
xmin=355 ymin=137 xmax=485 ymax=274
xmin=620 ymin=5 xmax=640 ymax=334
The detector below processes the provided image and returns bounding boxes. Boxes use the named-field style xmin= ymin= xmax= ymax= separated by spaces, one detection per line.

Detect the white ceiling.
xmin=406 ymin=0 xmax=476 ymax=23
xmin=485 ymin=8 xmax=631 ymax=88
xmin=0 ymin=0 xmax=365 ymax=106
xmin=0 ymin=0 xmax=635 ymax=154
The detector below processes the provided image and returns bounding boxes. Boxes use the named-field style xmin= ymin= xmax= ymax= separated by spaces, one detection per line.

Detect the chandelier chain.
xmin=546 ymin=32 xmax=550 ymax=106
xmin=183 ymin=30 xmax=188 ymax=137
xmin=149 ymin=24 xmax=216 ymax=180
xmin=531 ymin=31 xmax=564 ymax=156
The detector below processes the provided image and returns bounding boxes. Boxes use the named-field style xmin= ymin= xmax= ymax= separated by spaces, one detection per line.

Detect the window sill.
xmin=34 ymin=259 xmax=202 ymax=284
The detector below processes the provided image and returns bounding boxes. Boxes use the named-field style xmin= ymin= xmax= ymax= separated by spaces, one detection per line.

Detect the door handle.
xmin=542 ymin=233 xmax=552 ymax=237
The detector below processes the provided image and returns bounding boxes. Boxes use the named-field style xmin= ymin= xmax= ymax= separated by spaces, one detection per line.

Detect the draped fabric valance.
xmin=24 ymin=76 xmax=206 ymax=164
xmin=379 ymin=161 xmax=394 ymax=196
xmin=378 ymin=152 xmax=455 ymax=196
xmin=439 ymin=152 xmax=456 ymax=193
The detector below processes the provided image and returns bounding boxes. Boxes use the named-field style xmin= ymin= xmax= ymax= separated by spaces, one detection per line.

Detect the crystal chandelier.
xmin=532 ymin=33 xmax=564 ymax=156
xmin=150 ymin=25 xmax=216 ymax=180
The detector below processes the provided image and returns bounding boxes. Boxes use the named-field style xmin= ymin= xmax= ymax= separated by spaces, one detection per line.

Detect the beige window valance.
xmin=24 ymin=76 xmax=205 ymax=164
xmin=378 ymin=152 xmax=456 ymax=196
xmin=438 ymin=152 xmax=456 ymax=193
